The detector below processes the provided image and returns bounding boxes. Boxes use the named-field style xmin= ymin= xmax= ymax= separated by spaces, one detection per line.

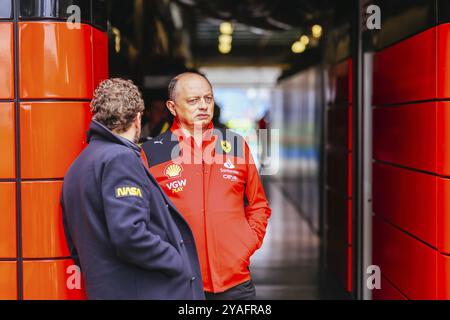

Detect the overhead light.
xmin=300 ymin=35 xmax=310 ymax=45
xmin=291 ymin=41 xmax=305 ymax=54
xmin=312 ymin=24 xmax=322 ymax=38
xmin=111 ymin=27 xmax=121 ymax=53
xmin=218 ymin=42 xmax=232 ymax=54
xmin=220 ymin=22 xmax=234 ymax=35
xmin=219 ymin=34 xmax=232 ymax=45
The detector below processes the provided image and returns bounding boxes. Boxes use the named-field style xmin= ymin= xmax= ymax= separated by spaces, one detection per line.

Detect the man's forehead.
xmin=177 ymin=74 xmax=212 ymax=92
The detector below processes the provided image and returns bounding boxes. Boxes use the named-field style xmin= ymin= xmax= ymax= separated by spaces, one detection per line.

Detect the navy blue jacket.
xmin=61 ymin=120 xmax=204 ymax=300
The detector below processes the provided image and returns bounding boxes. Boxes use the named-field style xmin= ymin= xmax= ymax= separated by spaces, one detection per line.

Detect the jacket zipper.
xmin=202 ymin=153 xmax=216 ymax=292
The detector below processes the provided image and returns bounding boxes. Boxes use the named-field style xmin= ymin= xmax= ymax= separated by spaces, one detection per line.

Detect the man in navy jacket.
xmin=61 ymin=78 xmax=204 ymax=300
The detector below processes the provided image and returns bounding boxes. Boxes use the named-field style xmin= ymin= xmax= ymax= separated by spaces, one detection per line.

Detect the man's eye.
xmin=205 ymin=97 xmax=213 ymax=103
xmin=188 ymin=99 xmax=199 ymax=104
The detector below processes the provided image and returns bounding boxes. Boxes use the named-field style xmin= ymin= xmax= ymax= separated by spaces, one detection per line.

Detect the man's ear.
xmin=134 ymin=112 xmax=141 ymax=128
xmin=166 ymin=100 xmax=177 ymax=117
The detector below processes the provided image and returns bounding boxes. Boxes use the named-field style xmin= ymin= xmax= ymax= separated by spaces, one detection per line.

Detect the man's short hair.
xmin=91 ymin=78 xmax=144 ymax=133
xmin=167 ymin=72 xmax=212 ymax=102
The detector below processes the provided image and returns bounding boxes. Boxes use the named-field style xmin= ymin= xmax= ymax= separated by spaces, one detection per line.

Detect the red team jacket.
xmin=141 ymin=121 xmax=271 ymax=293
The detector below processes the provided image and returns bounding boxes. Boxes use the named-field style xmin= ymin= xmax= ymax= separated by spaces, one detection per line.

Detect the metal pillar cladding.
xmin=351 ymin=0 xmax=365 ymax=300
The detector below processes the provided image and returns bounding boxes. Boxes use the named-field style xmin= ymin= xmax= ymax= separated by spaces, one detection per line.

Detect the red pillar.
xmin=0 ymin=0 xmax=108 ymax=300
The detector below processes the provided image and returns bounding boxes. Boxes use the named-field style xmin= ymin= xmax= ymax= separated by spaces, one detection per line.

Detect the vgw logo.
xmin=167 ymin=179 xmax=187 ymax=193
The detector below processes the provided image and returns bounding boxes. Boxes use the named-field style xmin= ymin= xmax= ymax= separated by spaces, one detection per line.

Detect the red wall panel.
xmin=0 ymin=262 xmax=17 ymax=300
xmin=22 ymin=181 xmax=69 ymax=258
xmin=0 ymin=102 xmax=15 ymax=178
xmin=326 ymin=191 xmax=349 ymax=248
xmin=92 ymin=27 xmax=109 ymax=91
xmin=19 ymin=22 xmax=93 ymax=99
xmin=373 ymin=162 xmax=437 ymax=247
xmin=373 ymin=102 xmax=450 ymax=175
xmin=0 ymin=183 xmax=16 ymax=258
xmin=373 ymin=102 xmax=435 ymax=172
xmin=372 ymin=19 xmax=450 ymax=302
xmin=373 ymin=25 xmax=436 ymax=106
xmin=326 ymin=190 xmax=352 ymax=290
xmin=326 ymin=149 xmax=350 ymax=196
xmin=372 ymin=276 xmax=407 ymax=300
xmin=327 ymin=107 xmax=349 ymax=149
xmin=325 ymin=58 xmax=353 ymax=293
xmin=374 ymin=23 xmax=450 ymax=106
xmin=437 ymin=253 xmax=450 ymax=299
xmin=437 ymin=178 xmax=450 ymax=254
xmin=20 ymin=102 xmax=91 ymax=179
xmin=6 ymin=17 xmax=109 ymax=299
xmin=23 ymin=259 xmax=86 ymax=300
xmin=373 ymin=216 xmax=437 ymax=299
xmin=436 ymin=102 xmax=450 ymax=176
xmin=436 ymin=23 xmax=450 ymax=99
xmin=0 ymin=22 xmax=14 ymax=99
xmin=374 ymin=162 xmax=450 ymax=255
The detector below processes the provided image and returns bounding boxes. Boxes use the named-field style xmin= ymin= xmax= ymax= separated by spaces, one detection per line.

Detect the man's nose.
xmin=198 ymin=99 xmax=208 ymax=110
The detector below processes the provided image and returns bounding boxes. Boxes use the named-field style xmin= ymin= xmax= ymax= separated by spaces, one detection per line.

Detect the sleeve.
xmin=101 ymin=151 xmax=183 ymax=276
xmin=60 ymin=194 xmax=81 ymax=269
xmin=243 ymin=140 xmax=272 ymax=251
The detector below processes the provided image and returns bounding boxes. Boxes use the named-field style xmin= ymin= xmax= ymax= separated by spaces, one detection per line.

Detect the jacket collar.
xmin=170 ymin=120 xmax=215 ymax=142
xmin=87 ymin=120 xmax=141 ymax=156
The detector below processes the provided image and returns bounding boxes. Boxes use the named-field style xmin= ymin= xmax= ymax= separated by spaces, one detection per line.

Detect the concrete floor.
xmin=250 ymin=181 xmax=348 ymax=300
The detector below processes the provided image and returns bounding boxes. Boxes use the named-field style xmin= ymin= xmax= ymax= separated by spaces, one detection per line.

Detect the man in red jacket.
xmin=142 ymin=72 xmax=271 ymax=300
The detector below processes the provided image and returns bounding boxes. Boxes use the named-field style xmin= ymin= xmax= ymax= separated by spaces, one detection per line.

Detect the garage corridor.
xmin=251 ymin=180 xmax=347 ymax=300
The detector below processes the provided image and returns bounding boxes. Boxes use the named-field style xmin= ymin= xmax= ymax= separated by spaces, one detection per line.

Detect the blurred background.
xmin=3 ymin=0 xmax=450 ymax=300
xmin=105 ymin=0 xmax=354 ymax=300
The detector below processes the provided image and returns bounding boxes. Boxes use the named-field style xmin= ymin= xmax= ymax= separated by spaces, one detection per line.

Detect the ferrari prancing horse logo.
xmin=221 ymin=140 xmax=231 ymax=153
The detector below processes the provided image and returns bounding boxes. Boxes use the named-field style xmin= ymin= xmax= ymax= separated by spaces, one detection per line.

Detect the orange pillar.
xmin=0 ymin=0 xmax=108 ymax=300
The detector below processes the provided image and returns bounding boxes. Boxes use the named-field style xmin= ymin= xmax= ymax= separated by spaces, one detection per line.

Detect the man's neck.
xmin=178 ymin=123 xmax=209 ymax=146
xmin=113 ymin=129 xmax=136 ymax=144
